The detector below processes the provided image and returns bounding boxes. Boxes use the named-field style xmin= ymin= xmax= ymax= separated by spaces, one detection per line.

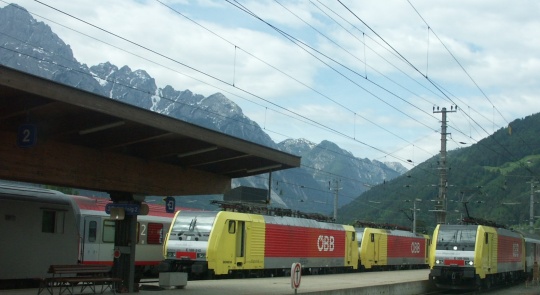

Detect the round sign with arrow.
xmin=291 ymin=262 xmax=301 ymax=290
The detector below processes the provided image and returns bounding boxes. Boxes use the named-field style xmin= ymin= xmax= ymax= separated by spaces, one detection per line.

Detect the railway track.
xmin=424 ymin=281 xmax=533 ymax=295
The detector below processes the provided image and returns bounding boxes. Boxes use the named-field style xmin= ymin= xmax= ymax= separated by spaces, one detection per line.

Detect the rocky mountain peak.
xmin=0 ymin=3 xmax=406 ymax=215
xmin=278 ymin=138 xmax=316 ymax=156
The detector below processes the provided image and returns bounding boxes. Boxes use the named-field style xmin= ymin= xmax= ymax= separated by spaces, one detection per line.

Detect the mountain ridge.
xmin=0 ymin=3 xmax=406 ymax=215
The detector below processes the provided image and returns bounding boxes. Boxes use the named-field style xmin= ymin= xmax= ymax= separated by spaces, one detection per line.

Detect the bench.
xmin=37 ymin=264 xmax=122 ymax=295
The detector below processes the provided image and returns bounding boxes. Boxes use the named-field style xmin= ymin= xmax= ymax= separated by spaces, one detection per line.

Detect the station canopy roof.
xmin=0 ymin=65 xmax=300 ymax=181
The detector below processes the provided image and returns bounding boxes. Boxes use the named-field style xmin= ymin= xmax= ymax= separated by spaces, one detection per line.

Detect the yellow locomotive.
xmin=428 ymin=224 xmax=535 ymax=289
xmin=162 ymin=210 xmax=358 ymax=278
xmin=357 ymin=227 xmax=430 ymax=270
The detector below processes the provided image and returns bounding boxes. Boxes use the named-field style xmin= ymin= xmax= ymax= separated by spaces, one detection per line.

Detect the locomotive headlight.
xmin=167 ymin=252 xmax=175 ymax=258
xmin=435 ymin=259 xmax=440 ymax=264
xmin=453 ymin=246 xmax=457 ymax=250
xmin=468 ymin=261 xmax=474 ymax=266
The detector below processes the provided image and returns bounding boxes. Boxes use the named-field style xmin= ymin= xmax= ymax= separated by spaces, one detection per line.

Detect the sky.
xmin=3 ymin=0 xmax=540 ymax=168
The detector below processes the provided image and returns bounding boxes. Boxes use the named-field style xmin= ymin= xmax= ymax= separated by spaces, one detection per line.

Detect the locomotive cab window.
xmin=170 ymin=212 xmax=216 ymax=242
xmin=370 ymin=233 xmax=374 ymax=242
xmin=352 ymin=232 xmax=356 ymax=241
xmin=228 ymin=220 xmax=236 ymax=234
xmin=436 ymin=228 xmax=476 ymax=251
xmin=485 ymin=233 xmax=488 ymax=244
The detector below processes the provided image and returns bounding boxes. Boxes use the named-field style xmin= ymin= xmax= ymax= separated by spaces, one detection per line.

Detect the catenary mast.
xmin=432 ymin=106 xmax=457 ymax=224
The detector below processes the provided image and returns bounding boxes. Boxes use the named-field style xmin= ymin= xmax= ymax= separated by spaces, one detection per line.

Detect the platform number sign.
xmin=291 ymin=262 xmax=301 ymax=291
xmin=17 ymin=124 xmax=37 ymax=148
xmin=165 ymin=196 xmax=175 ymax=213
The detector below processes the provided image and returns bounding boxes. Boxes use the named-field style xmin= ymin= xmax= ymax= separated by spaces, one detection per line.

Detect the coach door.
xmin=82 ymin=216 xmax=101 ymax=263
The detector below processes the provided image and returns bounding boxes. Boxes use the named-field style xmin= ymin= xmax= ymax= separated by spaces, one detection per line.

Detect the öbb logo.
xmin=317 ymin=235 xmax=335 ymax=251
xmin=513 ymin=243 xmax=519 ymax=258
xmin=411 ymin=242 xmax=421 ymax=254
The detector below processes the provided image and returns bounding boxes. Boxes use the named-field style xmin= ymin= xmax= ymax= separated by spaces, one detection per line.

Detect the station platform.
xmin=0 ymin=269 xmax=434 ymax=295
xmin=3 ymin=270 xmax=539 ymax=295
xmin=142 ymin=272 xmax=539 ymax=295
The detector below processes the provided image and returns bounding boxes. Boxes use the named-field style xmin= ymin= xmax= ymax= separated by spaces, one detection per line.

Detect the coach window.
xmin=147 ymin=223 xmax=164 ymax=244
xmin=88 ymin=221 xmax=97 ymax=242
xmin=103 ymin=220 xmax=115 ymax=243
xmin=41 ymin=209 xmax=65 ymax=234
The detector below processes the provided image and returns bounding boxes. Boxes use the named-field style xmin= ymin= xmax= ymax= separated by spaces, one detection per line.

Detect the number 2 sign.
xmin=17 ymin=124 xmax=37 ymax=148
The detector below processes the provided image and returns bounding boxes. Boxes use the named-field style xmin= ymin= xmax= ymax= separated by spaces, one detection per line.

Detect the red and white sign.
xmin=291 ymin=262 xmax=302 ymax=289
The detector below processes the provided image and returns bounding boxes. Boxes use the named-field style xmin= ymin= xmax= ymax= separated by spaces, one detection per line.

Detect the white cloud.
xmin=4 ymin=0 xmax=540 ymax=165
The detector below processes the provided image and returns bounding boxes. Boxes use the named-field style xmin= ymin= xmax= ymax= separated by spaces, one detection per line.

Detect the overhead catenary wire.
xmin=157 ymin=0 xmax=440 ymax=163
xmin=314 ymin=0 xmax=495 ymax=152
xmin=23 ymin=0 xmax=520 ymax=166
xmin=312 ymin=0 xmax=444 ymax=105
xmin=229 ymin=0 xmax=439 ymax=134
xmin=239 ymin=0 xmax=502 ymax=166
xmin=0 ymin=41 xmax=391 ymax=199
xmin=35 ymin=1 xmax=500 ymax=179
xmin=6 ymin=0 xmax=524 ymax=224
xmin=273 ymin=0 xmax=436 ymax=155
xmin=228 ymin=0 xmax=498 ymax=169
xmin=406 ymin=0 xmax=510 ymax=126
xmin=30 ymin=0 xmax=398 ymax=162
xmin=31 ymin=0 xmax=440 ymax=168
xmin=404 ymin=0 xmax=538 ymax=176
xmin=0 ymin=1 xmax=434 ymax=195
xmin=338 ymin=0 xmax=536 ymax=177
xmin=223 ymin=1 xmax=455 ymax=174
xmin=4 ymin=1 xmax=534 ymax=204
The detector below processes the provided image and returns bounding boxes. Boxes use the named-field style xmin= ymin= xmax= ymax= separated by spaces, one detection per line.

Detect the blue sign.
xmin=165 ymin=197 xmax=175 ymax=213
xmin=105 ymin=203 xmax=140 ymax=215
xmin=17 ymin=124 xmax=37 ymax=148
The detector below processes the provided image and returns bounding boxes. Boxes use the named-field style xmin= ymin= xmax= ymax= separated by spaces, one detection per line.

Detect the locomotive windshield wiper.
xmin=189 ymin=218 xmax=197 ymax=232
xmin=188 ymin=217 xmax=202 ymax=237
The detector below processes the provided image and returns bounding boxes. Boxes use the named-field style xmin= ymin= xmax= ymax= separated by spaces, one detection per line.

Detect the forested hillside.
xmin=339 ymin=113 xmax=540 ymax=233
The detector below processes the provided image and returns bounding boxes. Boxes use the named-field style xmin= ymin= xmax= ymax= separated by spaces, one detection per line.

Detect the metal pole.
xmin=433 ymin=106 xmax=456 ymax=224
xmin=531 ymin=179 xmax=535 ymax=228
xmin=267 ymin=171 xmax=272 ymax=205
xmin=329 ymin=179 xmax=341 ymax=221
xmin=413 ymin=200 xmax=417 ymax=234
xmin=333 ymin=180 xmax=339 ymax=221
